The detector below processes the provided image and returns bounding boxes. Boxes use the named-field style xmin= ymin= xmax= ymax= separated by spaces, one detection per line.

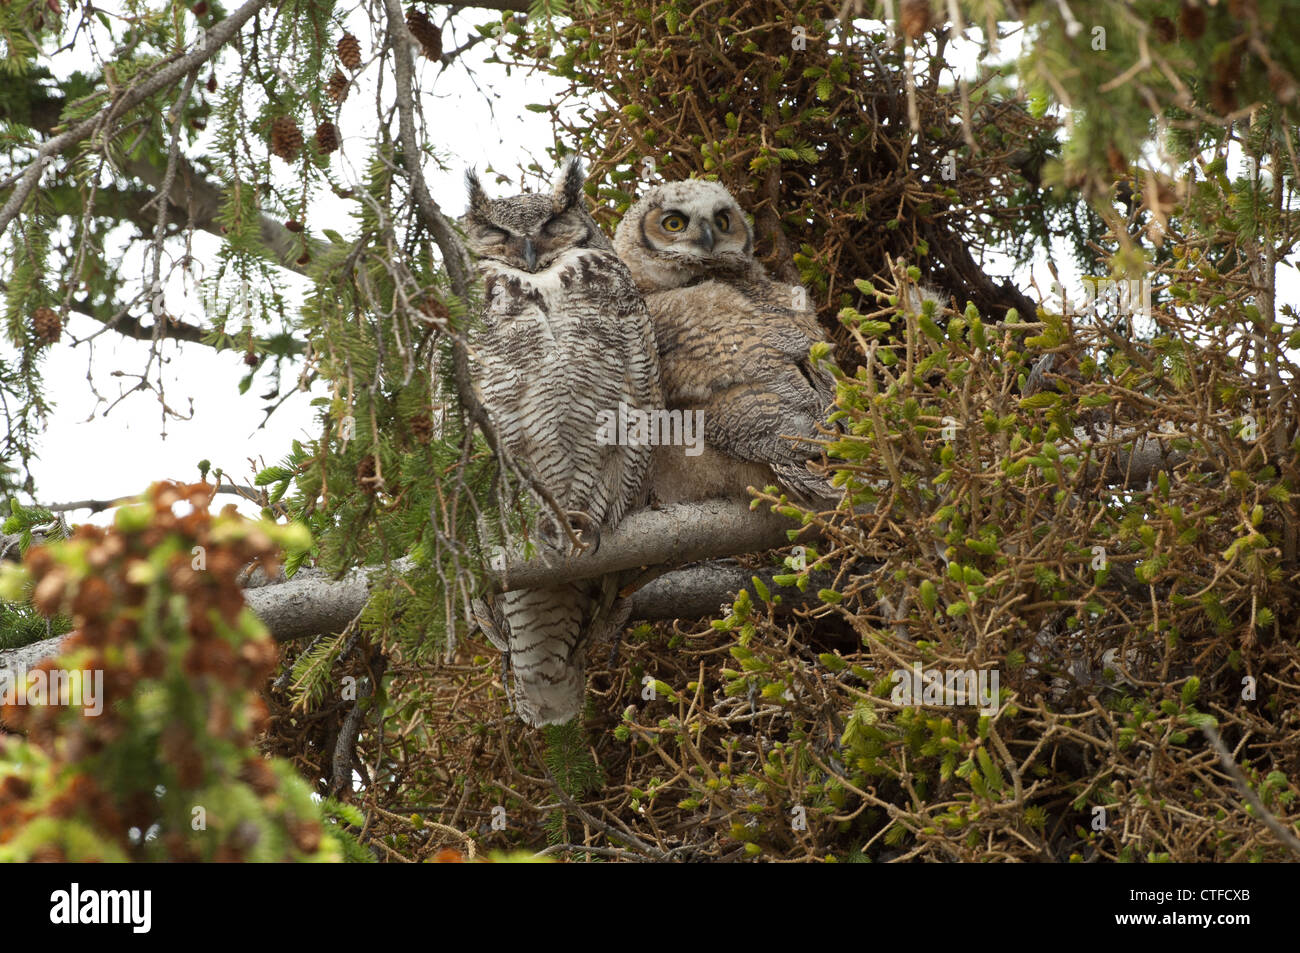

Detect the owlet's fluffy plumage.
xmin=464 ymin=158 xmax=661 ymax=727
xmin=613 ymin=179 xmax=839 ymax=505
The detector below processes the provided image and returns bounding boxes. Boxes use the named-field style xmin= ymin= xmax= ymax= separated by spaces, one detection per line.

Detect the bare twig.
xmin=1202 ymin=723 xmax=1300 ymax=858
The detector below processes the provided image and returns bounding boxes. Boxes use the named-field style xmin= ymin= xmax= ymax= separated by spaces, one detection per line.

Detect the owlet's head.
xmin=463 ymin=157 xmax=610 ymax=273
xmin=613 ymin=179 xmax=754 ymax=293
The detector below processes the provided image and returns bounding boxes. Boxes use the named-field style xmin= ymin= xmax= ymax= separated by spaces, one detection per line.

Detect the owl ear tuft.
xmin=552 ymin=156 xmax=585 ymax=212
xmin=465 ymin=168 xmax=488 ymax=211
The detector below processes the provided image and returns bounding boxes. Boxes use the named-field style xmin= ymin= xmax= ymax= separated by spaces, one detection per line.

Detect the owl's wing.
xmin=551 ymin=250 xmax=663 ymax=527
xmin=471 ymin=254 xmax=661 ymax=528
xmin=648 ymin=282 xmax=838 ymax=500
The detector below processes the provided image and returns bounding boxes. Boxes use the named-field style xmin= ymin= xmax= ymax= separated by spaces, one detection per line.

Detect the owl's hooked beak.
xmin=522 ymin=237 xmax=538 ymax=271
xmin=694 ymin=221 xmax=715 ymax=252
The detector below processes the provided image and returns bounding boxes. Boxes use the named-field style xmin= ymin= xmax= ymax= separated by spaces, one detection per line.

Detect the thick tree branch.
xmin=244 ymin=499 xmax=818 ymax=639
xmin=0 ymin=501 xmax=822 ymax=680
xmin=0 ymin=416 xmax=1192 ymax=660
xmin=40 ymin=484 xmax=277 ymax=515
xmin=627 ymin=560 xmax=829 ymax=619
xmin=246 ymin=558 xmax=817 ymax=639
xmin=491 ymin=498 xmax=815 ymax=590
xmin=0 ymin=424 xmax=1227 ymax=681
xmin=0 ymin=556 xmax=821 ymax=678
xmin=69 ymin=293 xmax=209 ymax=345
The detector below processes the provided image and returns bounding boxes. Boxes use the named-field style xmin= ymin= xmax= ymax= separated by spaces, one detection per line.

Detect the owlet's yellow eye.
xmin=714 ymin=211 xmax=730 ymax=231
xmin=661 ymin=213 xmax=687 ymax=232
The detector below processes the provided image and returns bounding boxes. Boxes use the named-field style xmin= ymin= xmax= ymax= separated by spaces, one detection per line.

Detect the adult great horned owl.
xmin=464 ymin=157 xmax=661 ymax=727
xmin=612 ymin=179 xmax=839 ymax=505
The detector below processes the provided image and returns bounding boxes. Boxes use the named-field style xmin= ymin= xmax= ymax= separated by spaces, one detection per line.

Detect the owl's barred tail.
xmin=475 ymin=585 xmax=598 ymax=727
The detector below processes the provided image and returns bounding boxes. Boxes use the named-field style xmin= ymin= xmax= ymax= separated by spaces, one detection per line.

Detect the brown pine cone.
xmin=239 ymin=757 xmax=279 ymax=796
xmin=337 ymin=32 xmax=362 ymax=70
xmin=1179 ymin=2 xmax=1206 ymax=40
xmin=419 ymin=296 xmax=450 ymax=321
xmin=356 ymin=454 xmax=379 ymax=492
xmin=33 ymin=306 xmax=61 ymax=345
xmin=288 ymin=818 xmax=322 ymax=853
xmin=315 ymin=121 xmax=339 ymax=154
xmin=270 ymin=116 xmax=303 ymax=162
xmin=900 ymin=0 xmax=931 ymax=39
xmin=327 ymin=69 xmax=349 ymax=104
xmin=406 ymin=8 xmax=442 ymax=60
xmin=409 ymin=413 xmax=433 ymax=444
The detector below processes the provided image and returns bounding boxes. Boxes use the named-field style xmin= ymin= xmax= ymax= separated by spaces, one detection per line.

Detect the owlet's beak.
xmin=695 ymin=221 xmax=715 ymax=252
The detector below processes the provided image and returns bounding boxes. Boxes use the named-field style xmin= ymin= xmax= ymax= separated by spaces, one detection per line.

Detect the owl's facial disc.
xmin=464 ymin=158 xmax=604 ymax=273
xmin=646 ymin=205 xmax=745 ymax=262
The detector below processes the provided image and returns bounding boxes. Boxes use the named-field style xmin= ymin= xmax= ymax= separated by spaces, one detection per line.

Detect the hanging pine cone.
xmin=1179 ymin=2 xmax=1206 ymax=40
xmin=356 ymin=454 xmax=379 ymax=492
xmin=243 ymin=350 xmax=260 ymax=367
xmin=315 ymin=121 xmax=339 ymax=154
xmin=899 ymin=0 xmax=931 ymax=39
xmin=270 ymin=116 xmax=303 ymax=162
xmin=406 ymin=8 xmax=442 ymax=60
xmin=32 ymin=307 xmax=61 ymax=345
xmin=326 ymin=69 xmax=349 ymax=104
xmin=408 ymin=413 xmax=433 ymax=445
xmin=419 ymin=296 xmax=450 ymax=321
xmin=337 ymin=33 xmax=362 ymax=70
xmin=206 ymin=73 xmax=217 ymax=93
xmin=1269 ymin=65 xmax=1297 ymax=104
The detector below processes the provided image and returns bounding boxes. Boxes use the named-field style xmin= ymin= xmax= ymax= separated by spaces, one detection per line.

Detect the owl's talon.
xmin=565 ymin=510 xmax=600 ymax=555
xmin=535 ymin=508 xmax=600 ymax=555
